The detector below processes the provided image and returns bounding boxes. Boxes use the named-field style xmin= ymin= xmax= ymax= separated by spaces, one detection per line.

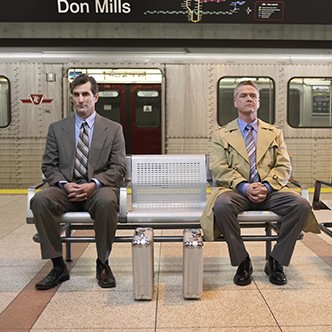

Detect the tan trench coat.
xmin=200 ymin=119 xmax=320 ymax=241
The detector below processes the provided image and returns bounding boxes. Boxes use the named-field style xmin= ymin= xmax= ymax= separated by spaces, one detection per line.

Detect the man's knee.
xmin=214 ymin=193 xmax=238 ymax=215
xmin=90 ymin=188 xmax=119 ymax=212
xmin=31 ymin=191 xmax=49 ymax=211
xmin=97 ymin=196 xmax=118 ymax=211
xmin=297 ymin=196 xmax=312 ymax=214
xmin=291 ymin=193 xmax=311 ymax=209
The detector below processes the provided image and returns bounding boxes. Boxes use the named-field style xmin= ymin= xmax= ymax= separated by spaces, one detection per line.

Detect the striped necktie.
xmin=245 ymin=124 xmax=260 ymax=183
xmin=74 ymin=121 xmax=89 ymax=181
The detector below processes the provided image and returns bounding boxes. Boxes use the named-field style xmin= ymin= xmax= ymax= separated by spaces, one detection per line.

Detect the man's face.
xmin=233 ymin=85 xmax=260 ymax=118
xmin=72 ymin=82 xmax=99 ymax=119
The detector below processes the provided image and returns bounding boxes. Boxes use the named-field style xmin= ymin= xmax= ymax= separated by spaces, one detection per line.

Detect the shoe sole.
xmin=96 ymin=274 xmax=116 ymax=288
xmin=35 ymin=274 xmax=70 ymax=290
xmin=96 ymin=267 xmax=116 ymax=288
xmin=234 ymin=278 xmax=252 ymax=286
xmin=264 ymin=266 xmax=287 ymax=285
xmin=98 ymin=280 xmax=116 ymax=288
xmin=234 ymin=267 xmax=253 ymax=286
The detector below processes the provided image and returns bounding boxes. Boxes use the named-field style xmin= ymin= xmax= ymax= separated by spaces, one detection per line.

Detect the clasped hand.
xmin=64 ymin=182 xmax=96 ymax=202
xmin=246 ymin=182 xmax=268 ymax=203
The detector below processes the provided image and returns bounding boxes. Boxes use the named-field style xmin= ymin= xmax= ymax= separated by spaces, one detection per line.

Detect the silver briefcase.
xmin=132 ymin=227 xmax=154 ymax=300
xmin=183 ymin=228 xmax=204 ymax=299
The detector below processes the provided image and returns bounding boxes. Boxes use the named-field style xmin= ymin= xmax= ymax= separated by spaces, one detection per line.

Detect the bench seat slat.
xmin=126 ymin=209 xmax=205 ymax=223
xmin=56 ymin=210 xmax=281 ymax=224
xmin=60 ymin=212 xmax=93 ymax=223
xmin=237 ymin=211 xmax=282 ymax=222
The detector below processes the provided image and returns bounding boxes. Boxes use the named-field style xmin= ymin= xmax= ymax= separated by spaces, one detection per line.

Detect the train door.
xmin=96 ymin=83 xmax=161 ymax=154
xmin=130 ymin=84 xmax=161 ymax=154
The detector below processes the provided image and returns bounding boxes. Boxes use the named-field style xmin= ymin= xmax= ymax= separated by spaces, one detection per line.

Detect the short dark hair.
xmin=234 ymin=80 xmax=259 ymax=98
xmin=70 ymin=74 xmax=99 ymax=95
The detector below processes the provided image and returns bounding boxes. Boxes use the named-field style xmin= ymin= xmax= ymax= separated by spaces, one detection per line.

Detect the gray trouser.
xmin=213 ymin=191 xmax=310 ymax=266
xmin=31 ymin=186 xmax=119 ymax=262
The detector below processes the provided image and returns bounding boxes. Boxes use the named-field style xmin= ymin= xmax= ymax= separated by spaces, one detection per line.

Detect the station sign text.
xmin=57 ymin=0 xmax=131 ymax=14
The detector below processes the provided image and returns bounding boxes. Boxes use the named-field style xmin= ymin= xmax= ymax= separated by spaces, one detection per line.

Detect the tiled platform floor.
xmin=0 ymin=194 xmax=331 ymax=332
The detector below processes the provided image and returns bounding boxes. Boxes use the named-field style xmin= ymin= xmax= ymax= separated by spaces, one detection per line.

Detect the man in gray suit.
xmin=31 ymin=74 xmax=127 ymax=290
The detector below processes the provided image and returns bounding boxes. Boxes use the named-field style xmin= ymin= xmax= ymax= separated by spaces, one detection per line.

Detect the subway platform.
xmin=0 ymin=194 xmax=331 ymax=332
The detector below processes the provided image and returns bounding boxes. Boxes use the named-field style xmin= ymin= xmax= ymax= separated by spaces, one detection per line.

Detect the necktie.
xmin=245 ymin=124 xmax=259 ymax=183
xmin=74 ymin=121 xmax=89 ymax=180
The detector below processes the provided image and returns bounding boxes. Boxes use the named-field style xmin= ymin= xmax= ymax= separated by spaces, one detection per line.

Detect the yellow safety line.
xmin=0 ymin=189 xmax=29 ymax=195
xmin=0 ymin=188 xmax=134 ymax=195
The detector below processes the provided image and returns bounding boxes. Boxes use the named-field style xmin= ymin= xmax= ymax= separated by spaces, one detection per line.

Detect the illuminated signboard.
xmin=1 ymin=0 xmax=332 ymax=24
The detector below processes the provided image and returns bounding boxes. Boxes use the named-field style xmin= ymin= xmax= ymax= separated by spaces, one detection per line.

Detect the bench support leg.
xmin=265 ymin=223 xmax=272 ymax=260
xmin=65 ymin=226 xmax=73 ymax=262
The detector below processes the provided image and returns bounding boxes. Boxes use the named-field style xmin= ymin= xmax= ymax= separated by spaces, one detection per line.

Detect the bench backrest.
xmin=130 ymin=154 xmax=207 ymax=209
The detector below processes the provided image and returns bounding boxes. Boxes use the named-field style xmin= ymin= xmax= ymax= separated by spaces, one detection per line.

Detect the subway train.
xmin=1 ymin=47 xmax=332 ymax=189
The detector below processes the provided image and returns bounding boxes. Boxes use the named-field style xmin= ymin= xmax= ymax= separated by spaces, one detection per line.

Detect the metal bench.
xmin=312 ymin=179 xmax=332 ymax=237
xmin=26 ymin=154 xmax=298 ymax=261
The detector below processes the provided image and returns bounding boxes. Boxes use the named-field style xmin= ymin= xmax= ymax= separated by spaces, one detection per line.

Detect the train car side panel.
xmin=166 ymin=64 xmax=210 ymax=153
xmin=0 ymin=63 xmax=63 ymax=188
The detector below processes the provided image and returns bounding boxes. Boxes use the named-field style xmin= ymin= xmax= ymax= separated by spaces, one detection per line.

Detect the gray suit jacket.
xmin=42 ymin=113 xmax=127 ymax=188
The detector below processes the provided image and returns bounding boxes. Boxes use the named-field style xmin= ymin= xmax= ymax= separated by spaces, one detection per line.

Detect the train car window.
xmin=135 ymin=90 xmax=160 ymax=128
xmin=0 ymin=76 xmax=10 ymax=128
xmin=217 ymin=77 xmax=275 ymax=126
xmin=288 ymin=77 xmax=332 ymax=128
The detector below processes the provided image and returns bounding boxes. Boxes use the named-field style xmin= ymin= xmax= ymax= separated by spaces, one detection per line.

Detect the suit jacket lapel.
xmin=60 ymin=117 xmax=76 ymax=178
xmin=88 ymin=114 xmax=108 ymax=177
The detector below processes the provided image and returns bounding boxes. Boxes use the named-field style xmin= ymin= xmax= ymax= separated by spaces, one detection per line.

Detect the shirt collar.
xmin=238 ymin=118 xmax=258 ymax=133
xmin=75 ymin=111 xmax=96 ymax=128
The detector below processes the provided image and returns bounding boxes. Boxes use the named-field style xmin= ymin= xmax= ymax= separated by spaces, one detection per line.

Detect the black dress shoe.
xmin=233 ymin=256 xmax=253 ymax=286
xmin=35 ymin=265 xmax=70 ymax=290
xmin=265 ymin=256 xmax=287 ymax=285
xmin=96 ymin=259 xmax=116 ymax=288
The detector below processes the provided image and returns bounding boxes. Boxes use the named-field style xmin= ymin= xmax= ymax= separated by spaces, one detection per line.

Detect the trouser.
xmin=213 ymin=191 xmax=310 ymax=266
xmin=30 ymin=186 xmax=119 ymax=262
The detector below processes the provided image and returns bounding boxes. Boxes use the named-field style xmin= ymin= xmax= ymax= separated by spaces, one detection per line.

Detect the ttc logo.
xmin=20 ymin=94 xmax=53 ymax=105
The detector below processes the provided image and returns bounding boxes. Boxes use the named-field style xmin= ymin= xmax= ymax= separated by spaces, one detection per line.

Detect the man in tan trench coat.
xmin=200 ymin=80 xmax=320 ymax=286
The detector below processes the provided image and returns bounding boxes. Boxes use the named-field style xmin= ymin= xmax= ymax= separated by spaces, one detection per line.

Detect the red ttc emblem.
xmin=20 ymin=94 xmax=53 ymax=105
